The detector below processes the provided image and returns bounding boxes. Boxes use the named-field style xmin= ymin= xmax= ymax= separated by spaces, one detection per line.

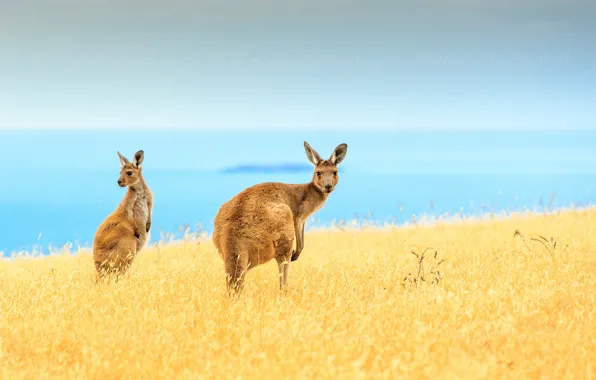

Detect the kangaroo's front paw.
xmin=291 ymin=250 xmax=301 ymax=261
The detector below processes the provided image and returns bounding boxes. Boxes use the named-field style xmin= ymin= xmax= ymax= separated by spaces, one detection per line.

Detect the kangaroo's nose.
xmin=117 ymin=179 xmax=123 ymax=186
xmin=325 ymin=184 xmax=333 ymax=191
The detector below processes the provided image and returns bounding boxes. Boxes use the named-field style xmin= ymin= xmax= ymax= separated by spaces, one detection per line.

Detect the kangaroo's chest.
xmin=129 ymin=194 xmax=149 ymax=223
xmin=300 ymin=202 xmax=324 ymax=223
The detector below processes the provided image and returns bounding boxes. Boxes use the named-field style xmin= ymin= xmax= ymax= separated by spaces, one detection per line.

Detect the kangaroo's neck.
xmin=293 ymin=182 xmax=329 ymax=221
xmin=120 ymin=175 xmax=148 ymax=209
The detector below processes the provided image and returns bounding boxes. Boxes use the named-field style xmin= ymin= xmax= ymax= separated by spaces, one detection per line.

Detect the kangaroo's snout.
xmin=117 ymin=179 xmax=124 ymax=187
xmin=324 ymin=184 xmax=333 ymax=192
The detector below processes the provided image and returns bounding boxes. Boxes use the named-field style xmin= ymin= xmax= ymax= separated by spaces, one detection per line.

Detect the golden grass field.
xmin=1 ymin=209 xmax=595 ymax=379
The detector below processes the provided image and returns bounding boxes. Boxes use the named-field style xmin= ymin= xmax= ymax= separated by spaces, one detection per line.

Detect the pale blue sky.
xmin=0 ymin=0 xmax=595 ymax=130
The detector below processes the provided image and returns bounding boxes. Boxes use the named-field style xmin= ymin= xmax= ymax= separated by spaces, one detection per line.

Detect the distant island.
xmin=219 ymin=162 xmax=312 ymax=174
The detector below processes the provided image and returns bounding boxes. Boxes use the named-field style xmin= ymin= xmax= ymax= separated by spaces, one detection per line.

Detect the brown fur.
xmin=213 ymin=141 xmax=347 ymax=295
xmin=93 ymin=150 xmax=153 ymax=279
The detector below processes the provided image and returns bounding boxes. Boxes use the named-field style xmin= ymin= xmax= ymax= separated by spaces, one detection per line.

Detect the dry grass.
xmin=1 ymin=210 xmax=596 ymax=379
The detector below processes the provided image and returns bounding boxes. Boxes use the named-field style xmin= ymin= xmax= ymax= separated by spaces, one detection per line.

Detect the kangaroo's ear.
xmin=117 ymin=152 xmax=130 ymax=167
xmin=330 ymin=143 xmax=347 ymax=165
xmin=133 ymin=150 xmax=144 ymax=168
xmin=304 ymin=141 xmax=322 ymax=166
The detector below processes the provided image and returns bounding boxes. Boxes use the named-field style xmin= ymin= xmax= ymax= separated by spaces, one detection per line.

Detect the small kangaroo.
xmin=212 ymin=141 xmax=348 ymax=295
xmin=93 ymin=150 xmax=153 ymax=279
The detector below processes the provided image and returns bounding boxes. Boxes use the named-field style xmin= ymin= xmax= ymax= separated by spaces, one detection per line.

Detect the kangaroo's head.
xmin=117 ymin=150 xmax=144 ymax=188
xmin=304 ymin=141 xmax=348 ymax=194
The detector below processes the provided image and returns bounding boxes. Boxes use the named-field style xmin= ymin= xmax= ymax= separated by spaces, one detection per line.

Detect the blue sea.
xmin=0 ymin=131 xmax=594 ymax=255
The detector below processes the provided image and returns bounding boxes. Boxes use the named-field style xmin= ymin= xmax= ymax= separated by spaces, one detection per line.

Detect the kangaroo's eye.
xmin=127 ymin=171 xmax=133 ymax=176
xmin=316 ymin=172 xmax=321 ymax=177
xmin=333 ymin=171 xmax=338 ymax=176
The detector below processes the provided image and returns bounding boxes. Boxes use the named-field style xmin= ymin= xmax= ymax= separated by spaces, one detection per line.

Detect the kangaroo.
xmin=93 ymin=150 xmax=153 ymax=279
xmin=212 ymin=141 xmax=348 ymax=295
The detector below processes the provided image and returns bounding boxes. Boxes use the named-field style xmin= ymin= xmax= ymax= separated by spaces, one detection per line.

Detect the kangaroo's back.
xmin=213 ymin=182 xmax=297 ymax=247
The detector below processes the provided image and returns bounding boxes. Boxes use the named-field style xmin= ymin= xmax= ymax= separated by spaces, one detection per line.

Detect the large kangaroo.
xmin=213 ymin=141 xmax=347 ymax=295
xmin=93 ymin=150 xmax=153 ymax=278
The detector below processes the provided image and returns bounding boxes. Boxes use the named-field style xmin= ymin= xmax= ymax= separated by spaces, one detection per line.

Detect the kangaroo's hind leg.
xmin=109 ymin=238 xmax=138 ymax=281
xmin=276 ymin=256 xmax=290 ymax=290
xmin=224 ymin=244 xmax=249 ymax=296
xmin=275 ymin=234 xmax=295 ymax=290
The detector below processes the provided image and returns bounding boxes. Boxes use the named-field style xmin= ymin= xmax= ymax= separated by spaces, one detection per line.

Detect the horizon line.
xmin=0 ymin=127 xmax=594 ymax=132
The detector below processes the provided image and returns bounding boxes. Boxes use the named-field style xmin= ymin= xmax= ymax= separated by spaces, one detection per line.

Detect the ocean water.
xmin=0 ymin=131 xmax=594 ymax=254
